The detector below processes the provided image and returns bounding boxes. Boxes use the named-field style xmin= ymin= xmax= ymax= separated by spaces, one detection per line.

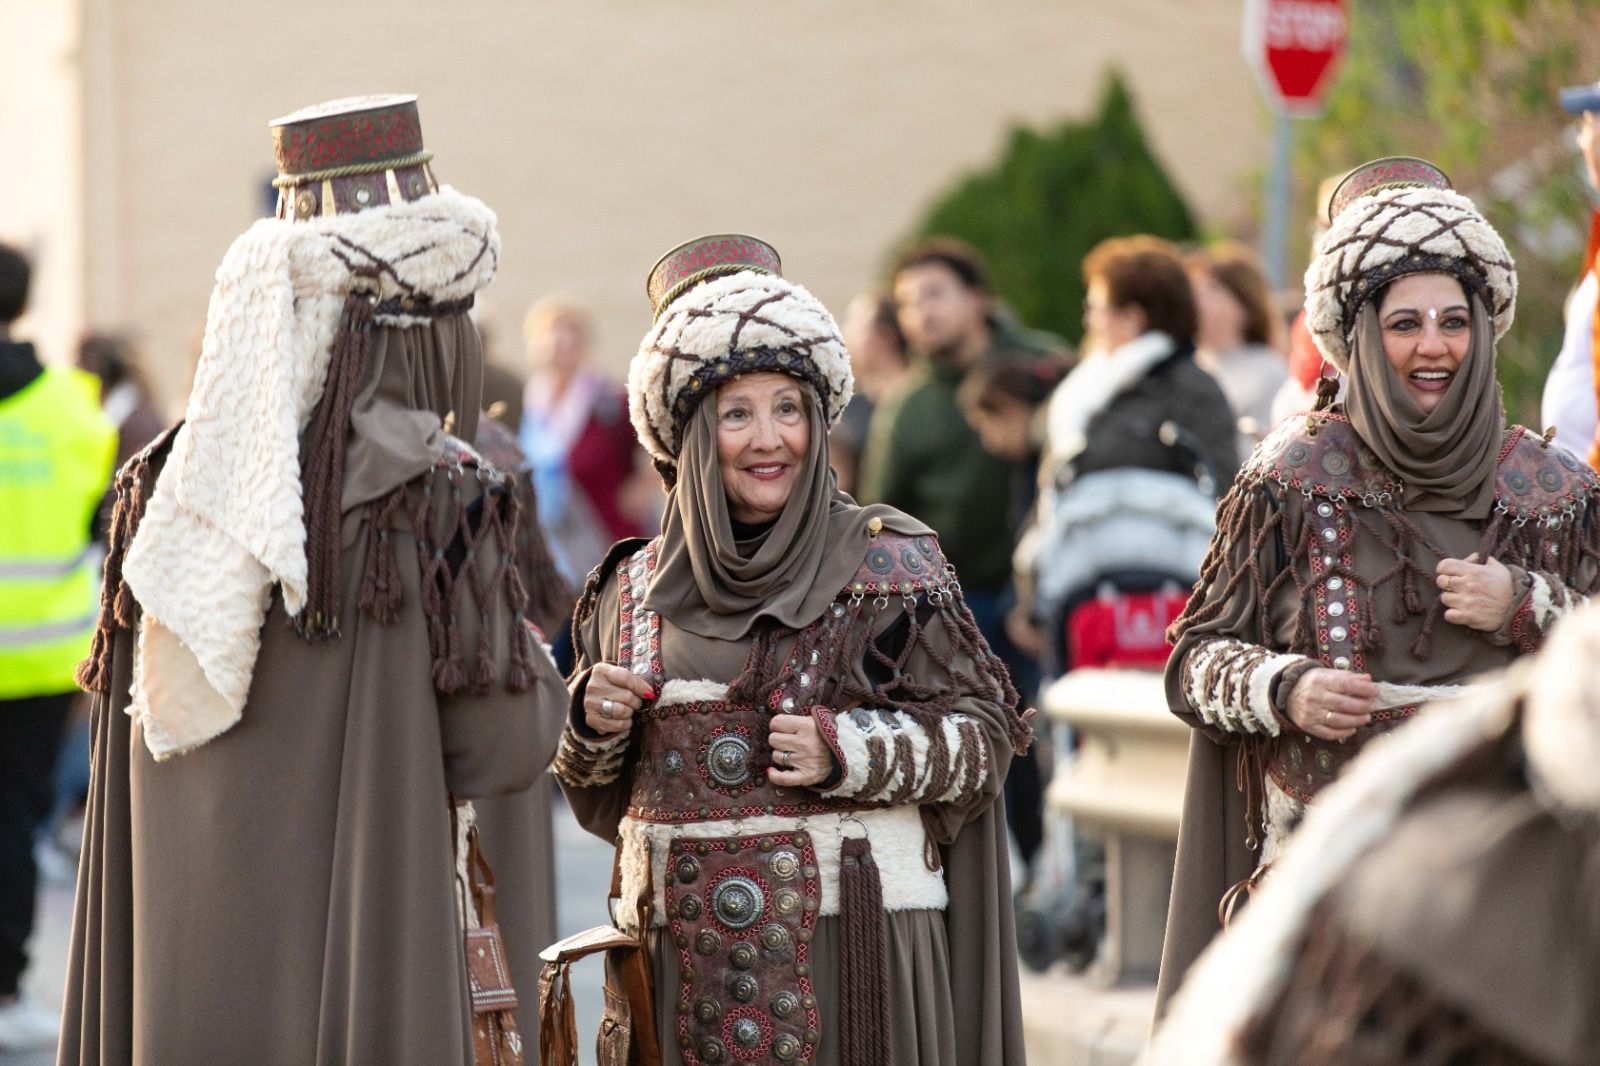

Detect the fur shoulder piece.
xmin=1493 ymin=426 xmax=1599 ymax=524
xmin=1241 ymin=412 xmax=1402 ymax=505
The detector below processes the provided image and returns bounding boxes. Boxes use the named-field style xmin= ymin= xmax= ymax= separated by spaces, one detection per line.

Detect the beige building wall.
xmin=17 ymin=0 xmax=1267 ymax=409
xmin=0 ymin=1 xmax=84 ymax=368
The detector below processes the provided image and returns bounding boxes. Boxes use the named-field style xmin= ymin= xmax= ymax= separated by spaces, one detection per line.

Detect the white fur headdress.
xmin=1303 ymin=157 xmax=1516 ymax=373
xmin=627 ymin=235 xmax=853 ymax=468
xmin=122 ymin=188 xmax=498 ymax=759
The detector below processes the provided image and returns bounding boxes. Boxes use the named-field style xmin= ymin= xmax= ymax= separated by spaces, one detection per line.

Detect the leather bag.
xmin=456 ymin=806 xmax=526 ymax=1066
xmin=538 ymin=851 xmax=660 ymax=1066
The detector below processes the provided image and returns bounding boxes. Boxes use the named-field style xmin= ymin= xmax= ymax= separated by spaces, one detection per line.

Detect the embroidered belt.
xmin=1266 ymin=703 xmax=1419 ymax=804
xmin=627 ymin=700 xmax=879 ymax=823
xmin=666 ymin=830 xmax=822 ymax=1065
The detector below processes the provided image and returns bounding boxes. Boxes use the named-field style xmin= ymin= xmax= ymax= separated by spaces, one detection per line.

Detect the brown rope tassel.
xmin=296 ymin=278 xmax=379 ymax=640
xmin=838 ymin=836 xmax=891 ymax=1066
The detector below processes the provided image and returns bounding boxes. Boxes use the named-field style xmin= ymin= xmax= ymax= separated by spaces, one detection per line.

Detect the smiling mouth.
xmin=1410 ymin=369 xmax=1453 ymax=391
xmin=744 ymin=464 xmax=788 ymax=480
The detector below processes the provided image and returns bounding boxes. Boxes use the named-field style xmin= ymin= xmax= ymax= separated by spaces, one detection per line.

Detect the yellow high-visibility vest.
xmin=0 ymin=365 xmax=116 ymax=698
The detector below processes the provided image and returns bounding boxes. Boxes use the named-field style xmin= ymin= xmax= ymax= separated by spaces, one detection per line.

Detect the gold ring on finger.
xmin=1443 ymin=575 xmax=1452 ymax=592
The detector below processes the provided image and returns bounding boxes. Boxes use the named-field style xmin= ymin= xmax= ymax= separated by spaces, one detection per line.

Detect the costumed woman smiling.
xmin=1154 ymin=157 xmax=1600 ymax=1015
xmin=554 ymin=235 xmax=1032 ymax=1066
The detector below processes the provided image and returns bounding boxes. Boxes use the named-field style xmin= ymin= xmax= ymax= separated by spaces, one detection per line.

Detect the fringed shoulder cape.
xmin=1153 ymin=409 xmax=1600 ymax=1018
xmin=59 ymin=421 xmax=569 ymax=1066
xmin=554 ymin=513 xmax=1032 ymax=1066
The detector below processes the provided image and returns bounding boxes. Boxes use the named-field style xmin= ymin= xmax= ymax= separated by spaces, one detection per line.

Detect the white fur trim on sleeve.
xmin=1181 ymin=638 xmax=1305 ymax=736
xmin=820 ymin=709 xmax=988 ymax=803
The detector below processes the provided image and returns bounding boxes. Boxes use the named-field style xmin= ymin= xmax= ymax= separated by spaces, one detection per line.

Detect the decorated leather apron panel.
xmin=666 ymin=831 xmax=822 ymax=1064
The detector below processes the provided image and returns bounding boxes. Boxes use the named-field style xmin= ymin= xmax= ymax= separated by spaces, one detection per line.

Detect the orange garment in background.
xmin=1586 ymin=211 xmax=1600 ymax=468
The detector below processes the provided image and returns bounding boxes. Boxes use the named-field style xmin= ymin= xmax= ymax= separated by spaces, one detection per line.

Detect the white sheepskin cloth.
xmin=1144 ymin=598 xmax=1600 ymax=1064
xmin=627 ymin=270 xmax=853 ymax=465
xmin=122 ymin=189 xmax=499 ymax=759
xmin=1303 ymin=185 xmax=1516 ymax=373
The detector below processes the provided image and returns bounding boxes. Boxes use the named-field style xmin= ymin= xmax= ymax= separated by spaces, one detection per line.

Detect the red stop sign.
xmin=1244 ymin=0 xmax=1349 ymax=116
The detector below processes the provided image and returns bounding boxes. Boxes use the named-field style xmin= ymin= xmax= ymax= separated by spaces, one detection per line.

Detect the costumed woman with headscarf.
xmin=552 ymin=235 xmax=1033 ymax=1066
xmin=1154 ymin=157 xmax=1600 ymax=1016
xmin=1147 ymin=600 xmax=1600 ymax=1066
xmin=58 ymin=96 xmax=570 ymax=1065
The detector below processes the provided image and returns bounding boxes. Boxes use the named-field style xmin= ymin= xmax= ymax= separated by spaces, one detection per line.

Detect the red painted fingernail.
xmin=643 ymin=687 xmax=656 ymax=700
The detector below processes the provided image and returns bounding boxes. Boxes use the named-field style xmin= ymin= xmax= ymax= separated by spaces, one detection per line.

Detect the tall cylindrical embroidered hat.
xmin=1303 ymin=156 xmax=1517 ymax=372
xmin=270 ymin=93 xmax=440 ymax=221
xmin=628 ymin=234 xmax=854 ymax=473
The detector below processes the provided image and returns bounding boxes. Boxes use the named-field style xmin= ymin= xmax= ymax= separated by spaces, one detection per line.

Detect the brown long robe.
xmin=1155 ymin=415 xmax=1600 ymax=1017
xmin=59 ymin=323 xmax=570 ymax=1066
xmin=563 ymin=525 xmax=1027 ymax=1065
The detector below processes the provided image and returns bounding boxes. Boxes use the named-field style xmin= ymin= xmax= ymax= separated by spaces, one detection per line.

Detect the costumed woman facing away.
xmin=1154 ymin=156 xmax=1600 ymax=1016
xmin=553 ymin=235 xmax=1033 ymax=1066
xmin=58 ymin=96 xmax=569 ymax=1065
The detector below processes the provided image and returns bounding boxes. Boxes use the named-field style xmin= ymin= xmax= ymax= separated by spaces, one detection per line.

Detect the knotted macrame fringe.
xmin=76 ymin=429 xmax=177 ymax=693
xmin=370 ymin=457 xmax=539 ymax=698
xmin=296 ymin=280 xmax=378 ymax=641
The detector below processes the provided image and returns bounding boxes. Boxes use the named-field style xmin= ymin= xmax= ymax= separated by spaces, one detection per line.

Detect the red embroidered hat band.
xmin=269 ymin=94 xmax=438 ymax=221
xmin=647 ymin=234 xmax=783 ymax=317
xmin=270 ymin=94 xmax=432 ymax=187
xmin=1327 ymin=156 xmax=1452 ymax=223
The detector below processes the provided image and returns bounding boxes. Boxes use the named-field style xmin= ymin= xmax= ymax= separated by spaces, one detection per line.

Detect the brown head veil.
xmin=1343 ymin=291 xmax=1504 ymax=520
xmin=642 ymin=383 xmax=923 ymax=640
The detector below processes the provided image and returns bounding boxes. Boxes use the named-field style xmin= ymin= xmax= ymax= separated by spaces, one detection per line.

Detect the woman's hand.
xmin=1436 ymin=553 xmax=1515 ymax=632
xmin=583 ymin=663 xmax=655 ymax=736
xmin=767 ymin=713 xmax=836 ymax=788
xmin=1285 ymin=668 xmax=1378 ymax=741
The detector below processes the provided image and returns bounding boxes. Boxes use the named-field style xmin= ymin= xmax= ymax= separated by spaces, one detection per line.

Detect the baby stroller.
xmin=1015 ymin=424 xmax=1219 ymax=974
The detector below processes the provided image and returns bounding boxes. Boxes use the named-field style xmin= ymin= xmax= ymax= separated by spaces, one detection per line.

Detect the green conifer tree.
xmin=905 ymin=71 xmax=1197 ymax=347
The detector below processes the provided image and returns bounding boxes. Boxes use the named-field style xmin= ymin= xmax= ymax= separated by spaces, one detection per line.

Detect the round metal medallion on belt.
xmin=901 ymin=547 xmax=925 ymax=573
xmin=1286 ymin=442 xmax=1312 ymax=468
xmin=712 ymin=876 xmax=766 ymax=930
xmin=771 ymin=991 xmax=799 ymax=1019
xmin=1316 ymin=502 xmax=1334 ymax=518
xmin=677 ymin=893 xmax=703 ymax=920
xmin=731 ymin=1016 xmax=764 ymax=1050
xmin=294 ymin=189 xmax=317 ymax=218
xmin=676 ymin=854 xmax=701 ymax=884
xmin=1314 ymin=749 xmax=1337 ymax=776
xmin=866 ymin=546 xmax=894 ymax=574
xmin=729 ymin=942 xmax=758 ymax=970
xmin=700 ymin=1037 xmax=727 ymax=1063
xmin=773 ymin=1033 xmax=802 ymax=1061
xmin=760 ymin=924 xmax=791 ymax=952
xmin=769 ymin=850 xmax=800 ymax=881
xmin=773 ymin=889 xmax=801 ymax=917
xmin=695 ymin=929 xmax=722 ymax=956
xmin=1321 ymin=450 xmax=1350 ymax=477
xmin=706 ymin=734 xmax=753 ymax=788
xmin=664 ymin=750 xmax=685 ymax=775
xmin=1537 ymin=466 xmax=1563 ymax=492
xmin=696 ymin=997 xmax=720 ymax=1023
xmin=1504 ymin=469 xmax=1531 ymax=496
xmin=730 ymin=973 xmax=759 ymax=1002
xmin=1328 ymin=601 xmax=1345 ymax=617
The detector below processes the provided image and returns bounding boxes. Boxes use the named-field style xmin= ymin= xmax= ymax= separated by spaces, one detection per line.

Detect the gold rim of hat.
xmin=647 ymin=234 xmax=783 ymax=318
xmin=1327 ymin=156 xmax=1452 ymax=224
